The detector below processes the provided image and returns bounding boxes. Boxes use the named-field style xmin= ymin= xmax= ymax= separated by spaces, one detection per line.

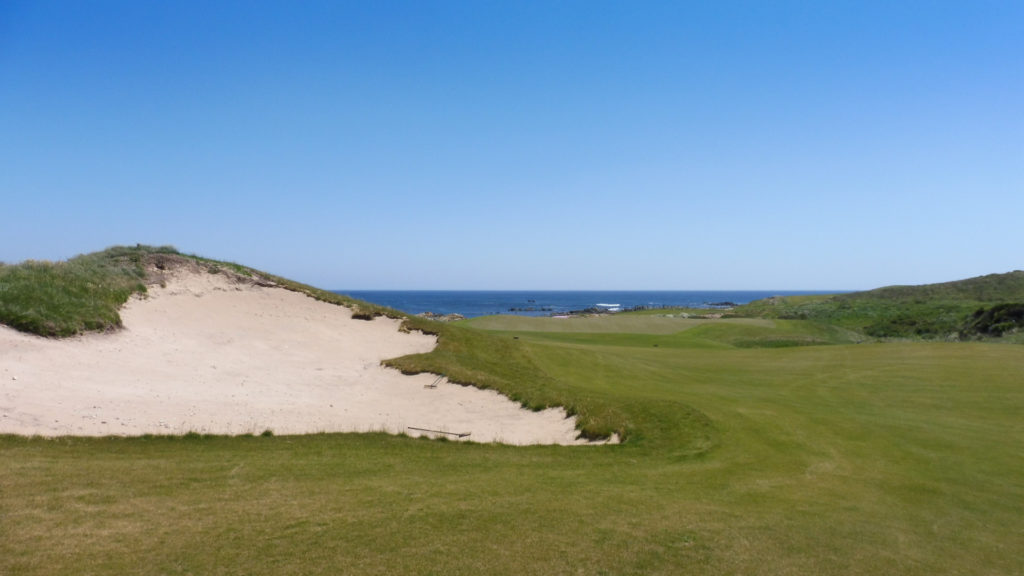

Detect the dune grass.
xmin=0 ymin=245 xmax=410 ymax=338
xmin=4 ymin=308 xmax=1024 ymax=574
xmin=0 ymin=245 xmax=174 ymax=336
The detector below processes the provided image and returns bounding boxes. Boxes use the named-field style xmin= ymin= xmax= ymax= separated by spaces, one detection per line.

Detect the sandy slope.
xmin=0 ymin=270 xmax=604 ymax=445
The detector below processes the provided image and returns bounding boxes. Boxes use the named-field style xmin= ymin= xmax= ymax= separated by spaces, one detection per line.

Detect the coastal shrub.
xmin=960 ymin=303 xmax=1024 ymax=338
xmin=862 ymin=309 xmax=971 ymax=338
xmin=734 ymin=271 xmax=1024 ymax=340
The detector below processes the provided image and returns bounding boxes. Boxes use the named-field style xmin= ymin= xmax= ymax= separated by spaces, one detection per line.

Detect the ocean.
xmin=337 ymin=290 xmax=839 ymax=319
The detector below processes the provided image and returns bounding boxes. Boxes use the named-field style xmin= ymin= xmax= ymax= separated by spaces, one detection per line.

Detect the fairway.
xmin=3 ymin=314 xmax=1022 ymax=575
xmin=462 ymin=313 xmax=764 ymax=334
xmin=5 ymin=1 xmax=1022 ymax=573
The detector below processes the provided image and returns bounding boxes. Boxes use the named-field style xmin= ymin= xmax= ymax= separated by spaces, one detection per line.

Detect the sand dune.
xmin=0 ymin=269 xmax=606 ymax=445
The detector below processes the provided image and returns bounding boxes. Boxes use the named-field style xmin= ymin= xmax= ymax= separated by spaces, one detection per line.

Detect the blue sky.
xmin=1 ymin=1 xmax=1021 ymax=290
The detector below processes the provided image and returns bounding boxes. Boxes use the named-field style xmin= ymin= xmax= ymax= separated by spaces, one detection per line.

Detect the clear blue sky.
xmin=2 ymin=1 xmax=1021 ymax=290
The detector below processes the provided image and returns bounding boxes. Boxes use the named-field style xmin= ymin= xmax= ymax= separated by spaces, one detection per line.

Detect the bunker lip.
xmin=0 ymin=269 xmax=615 ymax=445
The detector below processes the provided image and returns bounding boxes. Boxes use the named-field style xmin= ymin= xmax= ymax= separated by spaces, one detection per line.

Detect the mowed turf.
xmin=3 ymin=315 xmax=1023 ymax=575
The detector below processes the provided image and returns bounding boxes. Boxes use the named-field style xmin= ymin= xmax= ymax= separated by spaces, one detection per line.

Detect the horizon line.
xmin=333 ymin=288 xmax=857 ymax=293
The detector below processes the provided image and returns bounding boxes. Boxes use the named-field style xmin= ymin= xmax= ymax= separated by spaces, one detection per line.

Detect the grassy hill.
xmin=847 ymin=270 xmax=1024 ymax=302
xmin=732 ymin=270 xmax=1024 ymax=340
xmin=3 ymin=248 xmax=1024 ymax=574
xmin=0 ymin=245 xmax=407 ymax=337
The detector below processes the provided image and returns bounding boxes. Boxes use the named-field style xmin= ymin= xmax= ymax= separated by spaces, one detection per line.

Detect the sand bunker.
xmin=0 ymin=270 xmax=608 ymax=445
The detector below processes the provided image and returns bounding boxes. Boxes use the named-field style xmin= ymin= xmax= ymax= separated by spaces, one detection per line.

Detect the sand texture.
xmin=0 ymin=270 xmax=603 ymax=445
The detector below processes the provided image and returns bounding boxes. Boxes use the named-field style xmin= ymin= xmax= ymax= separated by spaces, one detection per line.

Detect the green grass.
xmin=3 ymin=252 xmax=1024 ymax=574
xmin=732 ymin=271 xmax=1024 ymax=340
xmin=3 ymin=339 xmax=1023 ymax=575
xmin=0 ymin=245 xmax=176 ymax=336
xmin=849 ymin=270 xmax=1024 ymax=302
xmin=960 ymin=303 xmax=1024 ymax=339
xmin=0 ymin=245 xmax=412 ymax=337
xmin=464 ymin=313 xmax=751 ymax=334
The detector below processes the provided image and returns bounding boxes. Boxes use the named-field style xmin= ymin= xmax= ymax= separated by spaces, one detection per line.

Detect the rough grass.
xmin=0 ymin=245 xmax=410 ymax=337
xmin=960 ymin=302 xmax=1024 ymax=339
xmin=732 ymin=271 xmax=1024 ymax=340
xmin=0 ymin=245 xmax=176 ymax=336
xmin=847 ymin=270 xmax=1024 ymax=302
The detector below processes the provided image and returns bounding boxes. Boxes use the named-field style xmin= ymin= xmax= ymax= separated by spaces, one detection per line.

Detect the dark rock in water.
xmin=706 ymin=301 xmax=738 ymax=308
xmin=416 ymin=311 xmax=466 ymax=322
xmin=563 ymin=307 xmax=614 ymax=316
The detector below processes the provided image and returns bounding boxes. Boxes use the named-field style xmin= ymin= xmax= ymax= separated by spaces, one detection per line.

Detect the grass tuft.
xmin=0 ymin=246 xmax=166 ymax=336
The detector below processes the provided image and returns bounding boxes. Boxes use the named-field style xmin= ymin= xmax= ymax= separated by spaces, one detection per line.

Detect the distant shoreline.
xmin=339 ymin=290 xmax=844 ymax=319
